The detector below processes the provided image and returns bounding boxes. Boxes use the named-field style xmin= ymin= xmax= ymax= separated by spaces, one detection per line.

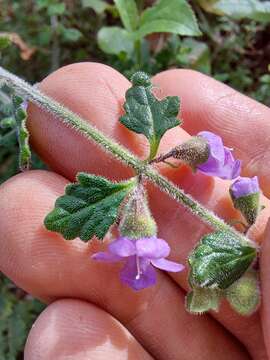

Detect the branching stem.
xmin=0 ymin=66 xmax=253 ymax=246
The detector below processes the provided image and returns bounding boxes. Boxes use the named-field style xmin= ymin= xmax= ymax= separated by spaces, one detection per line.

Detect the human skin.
xmin=0 ymin=63 xmax=270 ymax=359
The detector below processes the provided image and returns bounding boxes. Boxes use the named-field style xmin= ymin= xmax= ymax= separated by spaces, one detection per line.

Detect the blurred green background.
xmin=0 ymin=0 xmax=270 ymax=358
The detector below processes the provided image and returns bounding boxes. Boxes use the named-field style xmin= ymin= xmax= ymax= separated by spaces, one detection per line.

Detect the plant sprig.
xmin=0 ymin=66 xmax=250 ymax=244
xmin=0 ymin=66 xmax=260 ymax=315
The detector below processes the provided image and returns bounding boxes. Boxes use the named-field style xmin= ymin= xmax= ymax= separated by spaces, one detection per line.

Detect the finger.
xmin=25 ymin=299 xmax=153 ymax=360
xmin=152 ymin=69 xmax=270 ymax=195
xmin=27 ymin=62 xmax=142 ymax=181
xmin=0 ymin=170 xmax=248 ymax=360
xmin=18 ymin=63 xmax=270 ymax=357
xmin=260 ymin=219 xmax=270 ymax=358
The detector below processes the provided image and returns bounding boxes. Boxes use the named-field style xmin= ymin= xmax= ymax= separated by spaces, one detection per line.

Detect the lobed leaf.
xmin=188 ymin=231 xmax=257 ymax=289
xmin=44 ymin=173 xmax=135 ymax=241
xmin=120 ymin=73 xmax=181 ymax=160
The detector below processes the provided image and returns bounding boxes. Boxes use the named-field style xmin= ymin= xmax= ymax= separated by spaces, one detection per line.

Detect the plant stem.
xmin=0 ymin=66 xmax=253 ymax=245
xmin=148 ymin=137 xmax=160 ymax=161
xmin=50 ymin=14 xmax=60 ymax=72
xmin=150 ymin=149 xmax=174 ymax=164
xmin=135 ymin=39 xmax=142 ymax=68
xmin=0 ymin=67 xmax=140 ymax=170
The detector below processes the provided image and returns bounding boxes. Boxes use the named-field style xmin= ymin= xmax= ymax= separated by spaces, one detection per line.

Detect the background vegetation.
xmin=0 ymin=0 xmax=270 ymax=358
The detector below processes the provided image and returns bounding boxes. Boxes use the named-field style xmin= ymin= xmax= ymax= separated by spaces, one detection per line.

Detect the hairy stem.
xmin=0 ymin=66 xmax=253 ymax=245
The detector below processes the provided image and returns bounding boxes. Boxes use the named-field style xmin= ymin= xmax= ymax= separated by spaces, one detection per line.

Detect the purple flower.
xmin=197 ymin=131 xmax=241 ymax=180
xmin=92 ymin=236 xmax=184 ymax=291
xmin=230 ymin=176 xmax=259 ymax=199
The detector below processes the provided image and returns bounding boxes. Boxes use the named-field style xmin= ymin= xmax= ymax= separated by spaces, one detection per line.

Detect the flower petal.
xmin=220 ymin=147 xmax=241 ymax=179
xmin=197 ymin=134 xmax=225 ymax=176
xmin=136 ymin=237 xmax=170 ymax=259
xmin=231 ymin=160 xmax=242 ymax=179
xmin=109 ymin=237 xmax=136 ymax=257
xmin=151 ymin=258 xmax=185 ymax=272
xmin=92 ymin=252 xmax=122 ymax=262
xmin=198 ymin=131 xmax=225 ymax=163
xmin=197 ymin=132 xmax=241 ymax=180
xmin=230 ymin=176 xmax=259 ymax=199
xmin=120 ymin=256 xmax=156 ymax=291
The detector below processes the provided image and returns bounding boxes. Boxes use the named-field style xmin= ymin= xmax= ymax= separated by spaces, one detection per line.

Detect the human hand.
xmin=0 ymin=63 xmax=270 ymax=359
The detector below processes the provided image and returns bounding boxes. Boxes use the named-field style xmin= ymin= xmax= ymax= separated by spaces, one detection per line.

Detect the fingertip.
xmin=0 ymin=170 xmax=70 ymax=299
xmin=25 ymin=299 xmax=152 ymax=360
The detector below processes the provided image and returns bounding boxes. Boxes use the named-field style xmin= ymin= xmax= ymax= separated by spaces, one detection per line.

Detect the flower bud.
xmin=172 ymin=136 xmax=209 ymax=169
xmin=230 ymin=176 xmax=260 ymax=225
xmin=225 ymin=270 xmax=260 ymax=316
xmin=172 ymin=131 xmax=241 ymax=179
xmin=119 ymin=185 xmax=157 ymax=239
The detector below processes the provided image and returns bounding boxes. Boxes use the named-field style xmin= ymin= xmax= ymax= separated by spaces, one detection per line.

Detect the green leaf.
xmin=97 ymin=26 xmax=134 ymax=55
xmin=188 ymin=231 xmax=257 ymax=289
xmin=12 ymin=96 xmax=31 ymax=171
xmin=0 ymin=117 xmax=16 ymax=129
xmin=114 ymin=0 xmax=140 ymax=31
xmin=201 ymin=0 xmax=270 ymax=22
xmin=61 ymin=27 xmax=83 ymax=42
xmin=0 ymin=35 xmax=11 ymax=50
xmin=186 ymin=287 xmax=222 ymax=314
xmin=35 ymin=0 xmax=51 ymax=9
xmin=135 ymin=0 xmax=201 ymax=40
xmin=48 ymin=3 xmax=66 ymax=16
xmin=120 ymin=72 xmax=181 ymax=160
xmin=44 ymin=173 xmax=135 ymax=241
xmin=81 ymin=0 xmax=108 ymax=14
